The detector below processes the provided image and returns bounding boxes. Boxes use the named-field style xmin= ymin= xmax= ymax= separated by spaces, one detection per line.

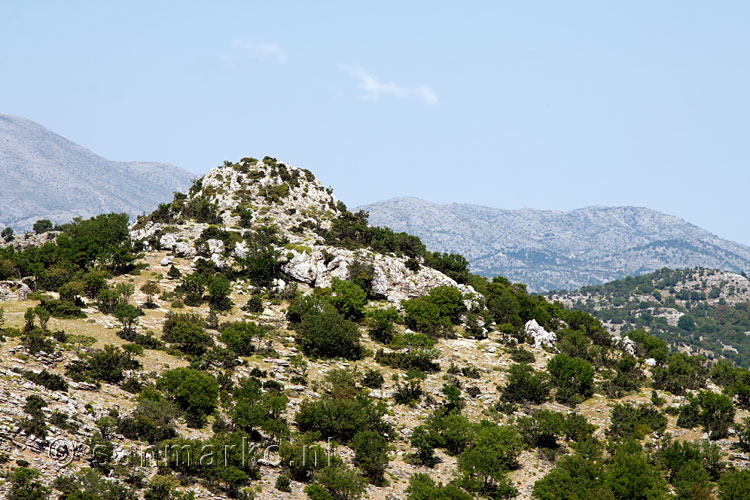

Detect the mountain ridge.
xmin=0 ymin=114 xmax=194 ymax=231
xmin=359 ymin=196 xmax=750 ymax=292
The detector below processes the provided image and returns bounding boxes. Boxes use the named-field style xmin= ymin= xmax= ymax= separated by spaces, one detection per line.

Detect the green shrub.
xmin=352 ymin=430 xmax=389 ymax=484
xmin=500 ymin=363 xmax=549 ymax=404
xmin=158 ymin=367 xmax=219 ymax=427
xmin=296 ymin=300 xmax=362 ymax=360
xmin=457 ymin=421 xmax=521 ymax=498
xmin=275 ymin=475 xmax=292 ymax=492
xmin=295 ymin=393 xmax=389 ymax=443
xmin=220 ymin=321 xmax=265 ymax=356
xmin=329 ymin=278 xmax=367 ymax=321
xmin=312 ymin=465 xmax=367 ymax=500
xmin=608 ymin=403 xmax=667 ymax=440
xmin=403 ymin=286 xmax=465 ymax=335
xmin=547 ymin=354 xmax=594 ymax=405
xmin=162 ymin=312 xmax=211 ymax=355
xmin=369 ymin=308 xmax=398 ymax=344
xmin=406 ymin=473 xmax=472 ymax=500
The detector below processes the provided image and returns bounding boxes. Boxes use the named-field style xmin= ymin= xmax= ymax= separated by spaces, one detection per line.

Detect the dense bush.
xmin=677 ymin=391 xmax=736 ymax=439
xmin=308 ymin=465 xmax=368 ymax=500
xmin=375 ymin=333 xmax=440 ymax=372
xmin=352 ymin=430 xmax=389 ymax=484
xmin=406 ymin=473 xmax=472 ymax=500
xmin=162 ymin=312 xmax=211 ymax=355
xmin=328 ymin=278 xmax=367 ymax=321
xmin=117 ymin=389 xmax=178 ymax=444
xmin=608 ymin=403 xmax=667 ymax=440
xmin=294 ymin=298 xmax=362 ymax=360
xmin=652 ymin=352 xmax=708 ymax=395
xmin=295 ymin=393 xmax=389 ymax=443
xmin=8 ymin=467 xmax=50 ymax=500
xmin=547 ymin=354 xmax=594 ymax=405
xmin=219 ymin=321 xmax=265 ymax=356
xmin=21 ymin=369 xmax=67 ymax=392
xmin=719 ymin=469 xmax=750 ymax=499
xmin=500 ymin=363 xmax=549 ymax=405
xmin=230 ymin=376 xmax=289 ymax=439
xmin=157 ymin=367 xmax=219 ymax=427
xmin=66 ymin=345 xmax=140 ymax=384
xmin=457 ymin=421 xmax=522 ymax=499
xmin=402 ymin=286 xmax=465 ymax=335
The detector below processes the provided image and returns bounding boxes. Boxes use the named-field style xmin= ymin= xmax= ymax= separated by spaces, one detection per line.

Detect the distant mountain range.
xmin=0 ymin=114 xmax=193 ymax=231
xmin=359 ymin=197 xmax=750 ymax=292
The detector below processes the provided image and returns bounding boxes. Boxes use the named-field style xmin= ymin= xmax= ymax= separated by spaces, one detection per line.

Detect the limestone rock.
xmin=0 ymin=281 xmax=31 ymax=301
xmin=524 ymin=319 xmax=557 ymax=348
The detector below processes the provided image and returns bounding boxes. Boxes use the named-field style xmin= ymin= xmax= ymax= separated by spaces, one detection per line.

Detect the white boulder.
xmin=524 ymin=319 xmax=557 ymax=349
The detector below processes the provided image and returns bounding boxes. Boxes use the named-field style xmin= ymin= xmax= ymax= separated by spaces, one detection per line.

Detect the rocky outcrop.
xmin=0 ymin=281 xmax=31 ymax=301
xmin=282 ymin=247 xmax=472 ymax=303
xmin=524 ymin=319 xmax=557 ymax=349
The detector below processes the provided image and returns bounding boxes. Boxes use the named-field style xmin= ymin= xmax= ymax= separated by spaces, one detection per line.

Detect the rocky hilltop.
xmin=0 ymin=114 xmax=193 ymax=231
xmin=360 ymin=197 xmax=750 ymax=291
xmin=131 ymin=157 xmax=475 ymax=304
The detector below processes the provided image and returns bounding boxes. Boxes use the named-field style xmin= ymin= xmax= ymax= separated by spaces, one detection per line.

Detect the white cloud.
xmin=232 ymin=40 xmax=287 ymax=63
xmin=346 ymin=66 xmax=438 ymax=106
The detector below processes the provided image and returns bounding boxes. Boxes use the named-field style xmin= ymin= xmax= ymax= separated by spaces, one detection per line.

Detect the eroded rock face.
xmin=524 ymin=319 xmax=557 ymax=349
xmin=0 ymin=281 xmax=31 ymax=301
xmin=281 ymin=247 xmax=471 ymax=304
xmin=613 ymin=334 xmax=637 ymax=355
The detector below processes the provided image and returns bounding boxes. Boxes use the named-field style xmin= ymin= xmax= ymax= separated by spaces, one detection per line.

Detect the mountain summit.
xmin=0 ymin=114 xmax=193 ymax=231
xmin=359 ymin=197 xmax=750 ymax=291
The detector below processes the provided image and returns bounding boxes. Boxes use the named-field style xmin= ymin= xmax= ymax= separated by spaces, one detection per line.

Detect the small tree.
xmin=8 ymin=467 xmax=50 ymax=500
xmin=33 ymin=219 xmax=53 ymax=234
xmin=698 ymin=390 xmax=735 ymax=439
xmin=719 ymin=469 xmax=750 ymax=500
xmin=24 ymin=308 xmax=36 ymax=332
xmin=114 ymin=303 xmax=140 ymax=340
xmin=296 ymin=302 xmax=362 ymax=360
xmin=329 ymin=278 xmax=367 ymax=321
xmin=1 ymin=226 xmax=14 ymax=241
xmin=167 ymin=265 xmax=182 ymax=279
xmin=140 ymin=280 xmax=161 ymax=308
xmin=116 ymin=282 xmax=135 ymax=305
xmin=158 ymin=367 xmax=219 ymax=427
xmin=500 ymin=363 xmax=549 ymax=405
xmin=207 ymin=274 xmax=233 ymax=311
xmin=368 ymin=308 xmax=399 ymax=344
xmin=352 ymin=430 xmax=389 ymax=485
xmin=162 ymin=312 xmax=211 ymax=355
xmin=220 ymin=321 xmax=265 ymax=356
xmin=33 ymin=307 xmax=51 ymax=331
xmin=547 ymin=354 xmax=594 ymax=406
xmin=457 ymin=421 xmax=521 ymax=498
xmin=313 ymin=465 xmax=367 ymax=500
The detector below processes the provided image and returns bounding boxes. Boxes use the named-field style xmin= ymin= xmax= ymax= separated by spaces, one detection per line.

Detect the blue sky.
xmin=2 ymin=1 xmax=749 ymax=244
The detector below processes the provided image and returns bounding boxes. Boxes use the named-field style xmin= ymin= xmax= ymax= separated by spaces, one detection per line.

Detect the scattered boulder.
xmin=524 ymin=319 xmax=557 ymax=348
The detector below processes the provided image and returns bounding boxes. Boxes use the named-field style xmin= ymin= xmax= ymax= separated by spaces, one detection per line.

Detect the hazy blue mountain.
xmin=359 ymin=197 xmax=750 ymax=291
xmin=0 ymin=114 xmax=193 ymax=231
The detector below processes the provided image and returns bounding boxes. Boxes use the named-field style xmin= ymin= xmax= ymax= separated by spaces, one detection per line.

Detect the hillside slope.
xmin=0 ymin=114 xmax=193 ymax=231
xmin=360 ymin=197 xmax=750 ymax=291
xmin=551 ymin=267 xmax=750 ymax=366
xmin=1 ymin=158 xmax=750 ymax=500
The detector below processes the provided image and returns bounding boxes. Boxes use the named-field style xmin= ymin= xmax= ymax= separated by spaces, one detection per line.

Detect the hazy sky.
xmin=2 ymin=2 xmax=749 ymax=244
